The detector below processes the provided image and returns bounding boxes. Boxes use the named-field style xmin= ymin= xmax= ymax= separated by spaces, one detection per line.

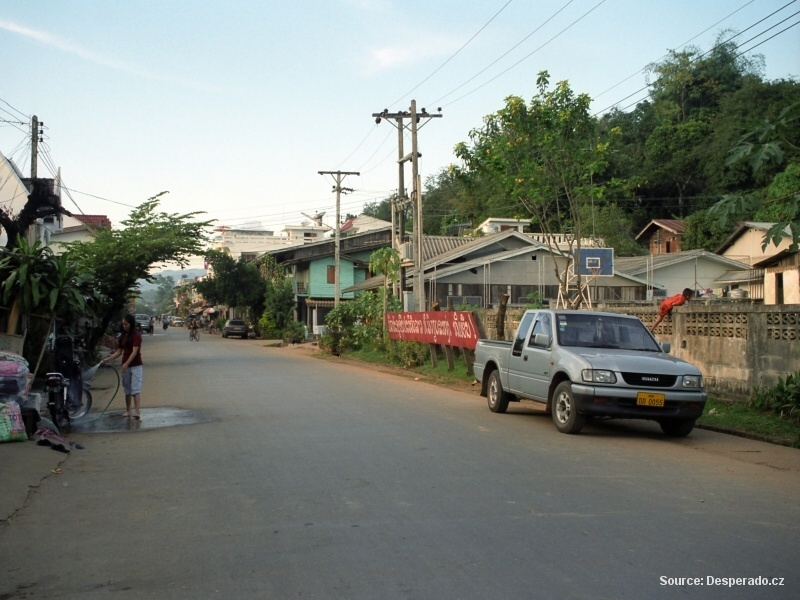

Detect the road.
xmin=1 ymin=326 xmax=799 ymax=599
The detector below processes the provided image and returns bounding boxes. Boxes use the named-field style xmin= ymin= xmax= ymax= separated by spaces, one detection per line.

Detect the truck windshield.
xmin=556 ymin=314 xmax=661 ymax=352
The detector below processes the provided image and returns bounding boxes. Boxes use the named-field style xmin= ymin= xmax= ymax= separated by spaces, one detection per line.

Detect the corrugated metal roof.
xmin=422 ymin=235 xmax=474 ymax=261
xmin=615 ymin=250 xmax=749 ymax=275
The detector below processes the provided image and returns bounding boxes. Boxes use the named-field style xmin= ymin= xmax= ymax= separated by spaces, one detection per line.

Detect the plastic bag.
xmin=0 ymin=401 xmax=28 ymax=442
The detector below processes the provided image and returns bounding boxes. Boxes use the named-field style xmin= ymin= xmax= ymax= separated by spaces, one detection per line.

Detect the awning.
xmin=202 ymin=307 xmax=218 ymax=316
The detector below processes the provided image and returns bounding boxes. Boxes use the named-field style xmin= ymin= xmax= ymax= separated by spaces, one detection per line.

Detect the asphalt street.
xmin=1 ymin=326 xmax=799 ymax=599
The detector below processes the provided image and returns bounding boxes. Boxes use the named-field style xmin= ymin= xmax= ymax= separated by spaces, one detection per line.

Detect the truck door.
xmin=507 ymin=312 xmax=536 ymax=393
xmin=515 ymin=313 xmax=552 ymax=401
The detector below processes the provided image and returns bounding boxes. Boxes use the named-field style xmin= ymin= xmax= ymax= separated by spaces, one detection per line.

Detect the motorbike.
xmin=163 ymin=321 xmax=169 ymax=331
xmin=46 ymin=335 xmax=92 ymax=432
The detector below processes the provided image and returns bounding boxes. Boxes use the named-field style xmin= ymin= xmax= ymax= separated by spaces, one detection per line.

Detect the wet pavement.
xmin=68 ymin=406 xmax=213 ymax=433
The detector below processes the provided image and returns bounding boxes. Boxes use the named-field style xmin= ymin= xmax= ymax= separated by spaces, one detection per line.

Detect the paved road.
xmin=1 ymin=327 xmax=799 ymax=599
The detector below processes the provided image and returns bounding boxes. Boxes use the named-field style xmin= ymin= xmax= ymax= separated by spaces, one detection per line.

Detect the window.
xmin=327 ymin=265 xmax=335 ymax=284
xmin=528 ymin=314 xmax=552 ymax=347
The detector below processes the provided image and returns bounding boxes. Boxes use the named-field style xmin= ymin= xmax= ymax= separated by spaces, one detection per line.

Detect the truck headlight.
xmin=682 ymin=375 xmax=704 ymax=389
xmin=582 ymin=369 xmax=616 ymax=384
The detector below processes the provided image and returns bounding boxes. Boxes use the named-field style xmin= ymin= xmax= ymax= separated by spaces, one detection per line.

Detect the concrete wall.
xmin=480 ymin=301 xmax=800 ymax=401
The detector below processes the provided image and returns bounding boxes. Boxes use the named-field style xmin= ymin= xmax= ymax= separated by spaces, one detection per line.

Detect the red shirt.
xmin=658 ymin=293 xmax=688 ymax=317
xmin=120 ymin=331 xmax=143 ymax=367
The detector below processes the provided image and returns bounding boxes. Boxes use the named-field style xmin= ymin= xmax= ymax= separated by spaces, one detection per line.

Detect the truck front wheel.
xmin=551 ymin=382 xmax=585 ymax=434
xmin=487 ymin=370 xmax=510 ymax=414
xmin=659 ymin=418 xmax=696 ymax=437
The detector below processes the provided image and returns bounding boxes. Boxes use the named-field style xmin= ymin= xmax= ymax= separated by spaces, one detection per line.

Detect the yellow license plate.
xmin=637 ymin=392 xmax=665 ymax=407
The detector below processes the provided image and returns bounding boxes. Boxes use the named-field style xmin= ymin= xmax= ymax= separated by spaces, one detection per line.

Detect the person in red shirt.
xmin=651 ymin=288 xmax=694 ymax=332
xmin=101 ymin=314 xmax=144 ymax=419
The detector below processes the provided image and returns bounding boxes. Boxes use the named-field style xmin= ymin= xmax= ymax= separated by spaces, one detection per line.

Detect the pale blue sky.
xmin=1 ymin=0 xmax=798 ymax=247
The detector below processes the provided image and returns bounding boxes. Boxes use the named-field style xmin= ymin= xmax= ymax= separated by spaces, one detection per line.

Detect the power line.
xmin=435 ymin=0 xmax=609 ymax=108
xmin=593 ymin=0 xmax=757 ymax=100
xmin=428 ymin=0 xmax=578 ymax=107
xmin=594 ymin=2 xmax=800 ymax=116
xmin=388 ymin=0 xmax=515 ymax=107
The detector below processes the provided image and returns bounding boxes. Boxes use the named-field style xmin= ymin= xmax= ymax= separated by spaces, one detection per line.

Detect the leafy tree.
xmin=712 ymin=101 xmax=800 ymax=252
xmin=67 ymin=193 xmax=212 ymax=346
xmin=361 ymin=197 xmax=394 ymax=223
xmin=681 ymin=208 xmax=738 ymax=252
xmin=257 ymin=254 xmax=296 ymax=339
xmin=577 ymin=202 xmax=644 ymax=256
xmin=0 ymin=236 xmax=96 ymax=376
xmin=453 ymin=71 xmax=609 ymax=307
xmin=369 ymin=247 xmax=400 ymax=326
xmin=194 ymin=250 xmax=266 ymax=320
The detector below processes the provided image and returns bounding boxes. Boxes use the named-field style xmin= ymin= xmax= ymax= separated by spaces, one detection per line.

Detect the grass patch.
xmin=698 ymin=398 xmax=800 ymax=447
xmin=347 ymin=346 xmax=475 ymax=384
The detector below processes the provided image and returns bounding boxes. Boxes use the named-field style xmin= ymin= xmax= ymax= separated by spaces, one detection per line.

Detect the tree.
xmin=369 ymin=247 xmax=400 ymax=326
xmin=453 ymin=71 xmax=608 ymax=307
xmin=258 ymin=253 xmax=297 ymax=339
xmin=67 ymin=193 xmax=212 ymax=346
xmin=194 ymin=250 xmax=266 ymax=320
xmin=0 ymin=236 xmax=96 ymax=377
xmin=712 ymin=101 xmax=800 ymax=252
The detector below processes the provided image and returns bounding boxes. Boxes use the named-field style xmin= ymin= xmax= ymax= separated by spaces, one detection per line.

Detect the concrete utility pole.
xmin=372 ymin=103 xmax=442 ymax=311
xmin=318 ymin=170 xmax=359 ymax=307
xmin=30 ymin=115 xmax=39 ymax=178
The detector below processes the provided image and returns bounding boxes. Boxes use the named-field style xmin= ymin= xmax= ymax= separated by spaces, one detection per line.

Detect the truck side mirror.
xmin=660 ymin=341 xmax=671 ymax=354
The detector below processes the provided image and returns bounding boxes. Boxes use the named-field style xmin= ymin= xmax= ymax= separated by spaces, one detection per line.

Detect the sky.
xmin=1 ymin=0 xmax=798 ymax=269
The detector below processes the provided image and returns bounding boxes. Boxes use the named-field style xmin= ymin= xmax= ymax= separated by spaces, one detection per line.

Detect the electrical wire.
xmin=428 ymin=0 xmax=578 ymax=107
xmin=434 ymin=0 xmax=609 ymax=109
xmin=388 ymin=0 xmax=515 ymax=107
xmin=594 ymin=2 xmax=800 ymax=116
xmin=593 ymin=0 xmax=757 ymax=100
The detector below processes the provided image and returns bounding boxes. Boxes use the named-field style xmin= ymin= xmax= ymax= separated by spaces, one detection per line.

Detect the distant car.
xmin=134 ymin=314 xmax=154 ymax=334
xmin=222 ymin=319 xmax=249 ymax=339
xmin=172 ymin=318 xmax=184 ymax=327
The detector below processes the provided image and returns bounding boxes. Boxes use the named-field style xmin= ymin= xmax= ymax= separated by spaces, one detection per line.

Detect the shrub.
xmin=750 ymin=372 xmax=800 ymax=424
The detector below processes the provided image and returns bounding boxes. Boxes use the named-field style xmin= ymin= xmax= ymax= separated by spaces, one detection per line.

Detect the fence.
xmin=478 ymin=300 xmax=800 ymax=401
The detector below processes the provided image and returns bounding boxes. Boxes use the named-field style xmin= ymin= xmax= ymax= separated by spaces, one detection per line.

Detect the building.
xmin=716 ymin=221 xmax=795 ymax=266
xmin=635 ymin=219 xmax=684 ymax=255
xmin=615 ymin=250 xmax=751 ymax=298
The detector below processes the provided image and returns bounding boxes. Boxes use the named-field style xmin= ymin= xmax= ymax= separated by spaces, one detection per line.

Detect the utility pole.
xmin=318 ymin=170 xmax=359 ymax=307
xmin=372 ymin=103 xmax=442 ymax=311
xmin=31 ymin=115 xmax=40 ymax=178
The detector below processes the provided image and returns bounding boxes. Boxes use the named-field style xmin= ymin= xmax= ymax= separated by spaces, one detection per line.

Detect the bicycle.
xmin=189 ymin=328 xmax=199 ymax=341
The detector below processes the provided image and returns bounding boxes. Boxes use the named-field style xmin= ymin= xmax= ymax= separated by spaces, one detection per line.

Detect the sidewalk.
xmin=0 ymin=362 xmax=119 ymax=523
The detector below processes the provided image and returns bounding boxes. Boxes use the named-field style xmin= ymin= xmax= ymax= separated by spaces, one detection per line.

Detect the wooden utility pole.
xmin=318 ymin=170 xmax=359 ymax=307
xmin=372 ymin=103 xmax=442 ymax=311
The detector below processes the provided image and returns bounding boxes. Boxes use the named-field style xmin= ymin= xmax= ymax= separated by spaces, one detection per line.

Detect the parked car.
xmin=474 ymin=309 xmax=707 ymax=437
xmin=134 ymin=314 xmax=154 ymax=334
xmin=222 ymin=319 xmax=249 ymax=339
xmin=172 ymin=318 xmax=184 ymax=327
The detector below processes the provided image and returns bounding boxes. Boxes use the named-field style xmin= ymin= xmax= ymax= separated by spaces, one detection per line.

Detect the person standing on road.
xmin=101 ymin=314 xmax=144 ymax=419
xmin=651 ymin=288 xmax=694 ymax=332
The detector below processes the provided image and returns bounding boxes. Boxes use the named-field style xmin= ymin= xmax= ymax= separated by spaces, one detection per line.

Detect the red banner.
xmin=385 ymin=311 xmax=480 ymax=350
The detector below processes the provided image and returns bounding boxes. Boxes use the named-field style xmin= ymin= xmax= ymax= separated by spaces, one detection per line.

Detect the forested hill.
xmin=363 ymin=37 xmax=800 ymax=257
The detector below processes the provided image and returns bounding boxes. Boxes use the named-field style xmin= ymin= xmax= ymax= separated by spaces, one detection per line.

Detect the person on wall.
xmin=651 ymin=288 xmax=694 ymax=332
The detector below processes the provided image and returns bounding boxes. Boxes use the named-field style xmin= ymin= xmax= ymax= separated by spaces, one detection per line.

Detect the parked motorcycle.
xmin=47 ymin=335 xmax=92 ymax=432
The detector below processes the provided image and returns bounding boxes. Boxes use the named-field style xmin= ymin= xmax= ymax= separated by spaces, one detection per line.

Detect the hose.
xmin=78 ymin=364 xmax=121 ymax=424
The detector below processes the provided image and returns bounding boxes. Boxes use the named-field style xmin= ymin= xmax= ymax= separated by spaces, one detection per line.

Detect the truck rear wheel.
xmin=487 ymin=370 xmax=510 ymax=413
xmin=551 ymin=381 xmax=585 ymax=434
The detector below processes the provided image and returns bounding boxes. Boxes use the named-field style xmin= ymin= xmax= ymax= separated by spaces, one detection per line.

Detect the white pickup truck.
xmin=473 ymin=309 xmax=707 ymax=437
